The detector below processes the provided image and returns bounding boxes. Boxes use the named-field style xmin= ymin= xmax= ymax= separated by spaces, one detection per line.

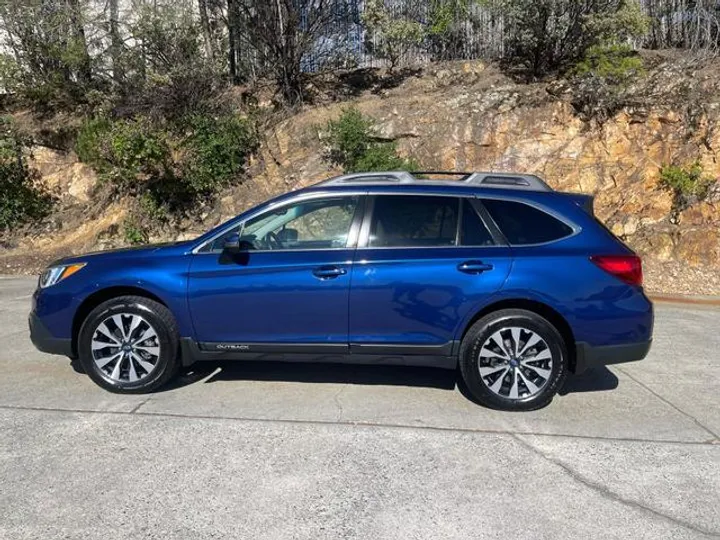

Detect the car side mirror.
xmin=223 ymin=233 xmax=254 ymax=254
xmin=223 ymin=233 xmax=241 ymax=253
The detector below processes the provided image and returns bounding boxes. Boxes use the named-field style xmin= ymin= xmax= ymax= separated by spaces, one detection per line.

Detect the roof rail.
xmin=463 ymin=172 xmax=552 ymax=192
xmin=318 ymin=171 xmax=417 ymax=185
xmin=316 ymin=170 xmax=553 ymax=192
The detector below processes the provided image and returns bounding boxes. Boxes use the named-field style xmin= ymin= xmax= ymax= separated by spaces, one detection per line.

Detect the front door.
xmin=349 ymin=194 xmax=512 ymax=355
xmin=188 ymin=194 xmax=364 ymax=350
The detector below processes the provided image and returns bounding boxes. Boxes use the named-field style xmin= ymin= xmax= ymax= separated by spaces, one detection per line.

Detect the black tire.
xmin=459 ymin=309 xmax=568 ymax=411
xmin=78 ymin=295 xmax=180 ymax=393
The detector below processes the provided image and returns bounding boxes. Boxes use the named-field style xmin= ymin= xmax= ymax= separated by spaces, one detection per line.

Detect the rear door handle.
xmin=457 ymin=260 xmax=494 ymax=274
xmin=312 ymin=265 xmax=347 ymax=279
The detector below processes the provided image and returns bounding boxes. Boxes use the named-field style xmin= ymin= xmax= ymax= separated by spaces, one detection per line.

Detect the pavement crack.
xmin=129 ymin=397 xmax=152 ymax=414
xmin=1 ymin=403 xmax=718 ymax=447
xmin=332 ymin=385 xmax=346 ymax=421
xmin=511 ymin=433 xmax=720 ymax=538
xmin=617 ymin=367 xmax=720 ymax=443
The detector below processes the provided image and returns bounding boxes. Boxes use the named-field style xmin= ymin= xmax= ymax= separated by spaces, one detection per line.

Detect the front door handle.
xmin=312 ymin=265 xmax=347 ymax=279
xmin=457 ymin=260 xmax=494 ymax=274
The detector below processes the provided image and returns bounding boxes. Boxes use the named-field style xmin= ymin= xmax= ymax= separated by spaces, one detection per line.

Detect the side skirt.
xmin=180 ymin=338 xmax=458 ymax=370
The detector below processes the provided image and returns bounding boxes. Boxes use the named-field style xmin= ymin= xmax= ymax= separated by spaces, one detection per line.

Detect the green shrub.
xmin=76 ymin=116 xmax=171 ymax=193
xmin=354 ymin=143 xmax=419 ymax=173
xmin=569 ymin=43 xmax=645 ymax=121
xmin=122 ymin=219 xmax=148 ymax=245
xmin=106 ymin=117 xmax=171 ymax=190
xmin=659 ymin=162 xmax=714 ymax=211
xmin=502 ymin=0 xmax=649 ymax=77
xmin=325 ymin=108 xmax=419 ymax=173
xmin=76 ymin=113 xmax=257 ymax=214
xmin=0 ymin=118 xmax=52 ymax=231
xmin=180 ymin=114 xmax=257 ymax=194
xmin=361 ymin=0 xmax=426 ymax=69
xmin=573 ymin=44 xmax=644 ymax=83
xmin=75 ymin=117 xmax=112 ymax=165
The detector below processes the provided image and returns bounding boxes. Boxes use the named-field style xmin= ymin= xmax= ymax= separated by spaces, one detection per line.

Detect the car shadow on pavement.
xmin=558 ymin=367 xmax=619 ymax=395
xmin=169 ymin=362 xmax=458 ymax=391
xmin=162 ymin=361 xmax=619 ymax=399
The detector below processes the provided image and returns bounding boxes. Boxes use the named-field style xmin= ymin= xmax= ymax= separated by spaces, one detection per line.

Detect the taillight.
xmin=590 ymin=255 xmax=643 ymax=286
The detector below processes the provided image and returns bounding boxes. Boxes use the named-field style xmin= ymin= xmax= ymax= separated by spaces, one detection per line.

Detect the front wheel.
xmin=78 ymin=295 xmax=180 ymax=393
xmin=459 ymin=309 xmax=568 ymax=411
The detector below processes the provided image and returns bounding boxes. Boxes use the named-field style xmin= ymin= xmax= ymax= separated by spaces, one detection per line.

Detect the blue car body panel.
xmin=33 ymin=243 xmax=195 ymax=340
xmin=349 ymin=246 xmax=512 ymax=348
xmin=29 ymin=181 xmax=654 ymax=371
xmin=188 ymin=249 xmax=355 ymax=344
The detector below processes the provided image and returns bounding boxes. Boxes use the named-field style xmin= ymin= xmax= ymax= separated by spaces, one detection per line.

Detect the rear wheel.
xmin=459 ymin=309 xmax=568 ymax=411
xmin=78 ymin=295 xmax=180 ymax=393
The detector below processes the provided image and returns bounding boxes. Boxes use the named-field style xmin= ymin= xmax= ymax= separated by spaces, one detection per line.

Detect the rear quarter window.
xmin=482 ymin=199 xmax=574 ymax=245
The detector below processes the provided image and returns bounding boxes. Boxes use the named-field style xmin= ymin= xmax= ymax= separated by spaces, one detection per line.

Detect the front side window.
xmin=482 ymin=199 xmax=573 ymax=245
xmin=369 ymin=195 xmax=459 ymax=248
xmin=203 ymin=196 xmax=359 ymax=252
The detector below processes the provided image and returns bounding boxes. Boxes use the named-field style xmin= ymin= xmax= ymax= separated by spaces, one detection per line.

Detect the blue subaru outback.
xmin=29 ymin=171 xmax=653 ymax=411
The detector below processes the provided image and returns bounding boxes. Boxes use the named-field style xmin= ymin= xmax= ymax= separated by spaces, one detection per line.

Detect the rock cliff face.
xmin=240 ymin=59 xmax=720 ymax=294
xmin=2 ymin=56 xmax=719 ymax=294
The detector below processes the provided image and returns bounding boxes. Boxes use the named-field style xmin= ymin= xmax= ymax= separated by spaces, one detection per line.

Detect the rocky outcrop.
xmin=235 ymin=59 xmax=720 ymax=293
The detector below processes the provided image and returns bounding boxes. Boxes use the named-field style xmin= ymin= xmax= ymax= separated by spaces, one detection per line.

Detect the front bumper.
xmin=29 ymin=312 xmax=74 ymax=357
xmin=574 ymin=340 xmax=652 ymax=374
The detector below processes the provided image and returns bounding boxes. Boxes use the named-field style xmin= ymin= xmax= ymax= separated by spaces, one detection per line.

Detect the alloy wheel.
xmin=90 ymin=313 xmax=161 ymax=384
xmin=477 ymin=326 xmax=554 ymax=400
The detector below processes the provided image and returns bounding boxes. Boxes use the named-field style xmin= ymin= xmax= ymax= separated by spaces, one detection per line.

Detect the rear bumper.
xmin=574 ymin=340 xmax=652 ymax=374
xmin=29 ymin=312 xmax=74 ymax=357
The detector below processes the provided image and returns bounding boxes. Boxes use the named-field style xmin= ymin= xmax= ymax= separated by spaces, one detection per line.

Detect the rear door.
xmin=348 ymin=194 xmax=512 ymax=356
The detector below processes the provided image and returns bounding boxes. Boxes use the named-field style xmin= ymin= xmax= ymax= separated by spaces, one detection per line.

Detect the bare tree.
xmin=235 ymin=0 xmax=337 ymax=103
xmin=66 ymin=0 xmax=92 ymax=84
xmin=227 ymin=0 xmax=242 ymax=83
xmin=108 ymin=0 xmax=124 ymax=84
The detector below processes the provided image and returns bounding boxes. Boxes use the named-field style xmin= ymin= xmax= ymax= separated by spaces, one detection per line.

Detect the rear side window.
xmin=482 ymin=199 xmax=573 ymax=245
xmin=369 ymin=195 xmax=458 ymax=247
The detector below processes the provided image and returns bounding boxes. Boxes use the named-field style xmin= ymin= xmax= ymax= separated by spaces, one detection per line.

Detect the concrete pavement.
xmin=1 ymin=276 xmax=718 ymax=539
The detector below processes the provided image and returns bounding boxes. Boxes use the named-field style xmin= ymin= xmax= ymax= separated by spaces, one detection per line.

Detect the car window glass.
xmin=482 ymin=199 xmax=573 ymax=245
xmin=461 ymin=200 xmax=495 ymax=246
xmin=203 ymin=196 xmax=359 ymax=252
xmin=369 ymin=195 xmax=458 ymax=248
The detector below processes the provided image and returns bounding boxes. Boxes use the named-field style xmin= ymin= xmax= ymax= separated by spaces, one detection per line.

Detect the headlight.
xmin=39 ymin=263 xmax=86 ymax=289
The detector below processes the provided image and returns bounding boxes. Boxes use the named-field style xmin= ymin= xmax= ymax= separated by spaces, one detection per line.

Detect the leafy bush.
xmin=122 ymin=219 xmax=149 ymax=245
xmin=76 ymin=116 xmax=171 ymax=193
xmin=325 ymin=108 xmax=419 ymax=173
xmin=584 ymin=0 xmax=650 ymax=44
xmin=75 ymin=118 xmax=113 ymax=165
xmin=76 ymin=113 xmax=256 ymax=212
xmin=354 ymin=144 xmax=419 ymax=172
xmin=502 ymin=0 xmax=649 ymax=77
xmin=0 ymin=1 xmax=95 ymax=111
xmin=180 ymin=114 xmax=257 ymax=193
xmin=570 ymin=44 xmax=645 ymax=121
xmin=659 ymin=162 xmax=714 ymax=212
xmin=0 ymin=118 xmax=52 ymax=231
xmin=573 ymin=44 xmax=644 ymax=83
xmin=362 ymin=0 xmax=426 ymax=69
